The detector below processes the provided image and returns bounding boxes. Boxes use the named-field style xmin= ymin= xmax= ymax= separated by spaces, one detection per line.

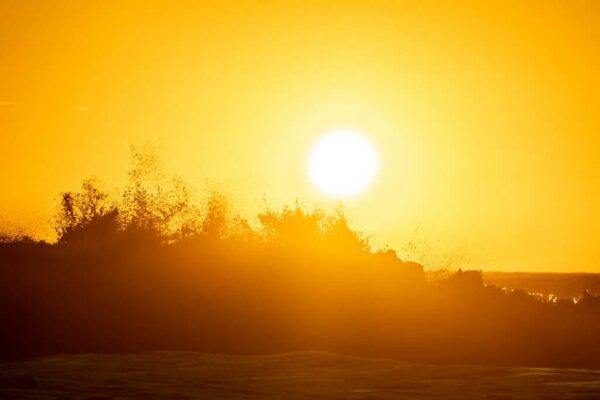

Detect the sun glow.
xmin=308 ymin=129 xmax=379 ymax=198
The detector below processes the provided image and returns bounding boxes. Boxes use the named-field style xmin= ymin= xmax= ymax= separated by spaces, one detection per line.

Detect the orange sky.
xmin=0 ymin=0 xmax=598 ymax=271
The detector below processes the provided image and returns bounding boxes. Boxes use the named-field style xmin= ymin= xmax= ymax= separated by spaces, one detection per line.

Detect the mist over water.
xmin=2 ymin=150 xmax=600 ymax=371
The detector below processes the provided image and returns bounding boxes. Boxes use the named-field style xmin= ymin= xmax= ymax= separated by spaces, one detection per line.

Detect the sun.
xmin=308 ymin=129 xmax=379 ymax=198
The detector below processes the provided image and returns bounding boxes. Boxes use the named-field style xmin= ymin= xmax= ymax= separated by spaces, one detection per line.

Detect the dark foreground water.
xmin=1 ymin=351 xmax=600 ymax=399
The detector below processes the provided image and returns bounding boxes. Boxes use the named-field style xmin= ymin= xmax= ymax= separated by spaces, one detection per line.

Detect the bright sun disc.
xmin=308 ymin=129 xmax=378 ymax=197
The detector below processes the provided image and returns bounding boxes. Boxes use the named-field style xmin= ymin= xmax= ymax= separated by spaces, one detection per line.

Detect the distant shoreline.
xmin=481 ymin=271 xmax=600 ymax=299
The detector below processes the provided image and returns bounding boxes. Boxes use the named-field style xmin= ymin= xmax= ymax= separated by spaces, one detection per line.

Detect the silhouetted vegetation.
xmin=1 ymin=148 xmax=600 ymax=368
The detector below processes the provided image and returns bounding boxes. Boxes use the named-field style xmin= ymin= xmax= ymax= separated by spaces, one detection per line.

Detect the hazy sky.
xmin=0 ymin=1 xmax=598 ymax=271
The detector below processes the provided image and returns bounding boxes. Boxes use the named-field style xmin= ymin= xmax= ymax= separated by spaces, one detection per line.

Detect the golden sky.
xmin=0 ymin=0 xmax=598 ymax=271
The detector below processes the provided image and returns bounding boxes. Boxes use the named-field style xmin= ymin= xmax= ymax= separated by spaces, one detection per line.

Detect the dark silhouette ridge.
xmin=1 ymin=150 xmax=600 ymax=368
